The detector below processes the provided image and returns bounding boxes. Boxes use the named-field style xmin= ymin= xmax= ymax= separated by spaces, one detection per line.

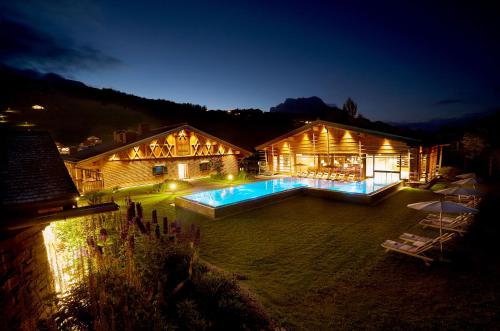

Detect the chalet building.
xmin=256 ymin=120 xmax=443 ymax=183
xmin=1 ymin=130 xmax=79 ymax=218
xmin=64 ymin=123 xmax=252 ymax=193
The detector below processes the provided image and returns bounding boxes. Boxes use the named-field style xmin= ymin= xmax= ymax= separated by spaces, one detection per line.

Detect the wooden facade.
xmin=65 ymin=125 xmax=250 ymax=193
xmin=256 ymin=120 xmax=442 ymax=183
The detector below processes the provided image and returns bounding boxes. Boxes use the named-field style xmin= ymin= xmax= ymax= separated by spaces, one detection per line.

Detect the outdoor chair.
xmin=321 ymin=172 xmax=330 ymax=180
xmin=314 ymin=172 xmax=324 ymax=179
xmin=381 ymin=238 xmax=439 ymax=266
xmin=399 ymin=232 xmax=455 ymax=247
xmin=306 ymin=171 xmax=316 ymax=178
xmin=425 ymin=213 xmax=474 ymax=225
xmin=347 ymin=174 xmax=355 ymax=182
xmin=419 ymin=217 xmax=470 ymax=235
xmin=337 ymin=173 xmax=345 ymax=181
xmin=328 ymin=173 xmax=338 ymax=180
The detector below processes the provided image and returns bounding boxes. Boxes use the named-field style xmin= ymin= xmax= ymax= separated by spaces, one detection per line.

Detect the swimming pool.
xmin=176 ymin=177 xmax=403 ymax=219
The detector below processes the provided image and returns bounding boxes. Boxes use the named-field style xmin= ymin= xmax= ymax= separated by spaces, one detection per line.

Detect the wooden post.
xmin=163 ymin=217 xmax=169 ymax=234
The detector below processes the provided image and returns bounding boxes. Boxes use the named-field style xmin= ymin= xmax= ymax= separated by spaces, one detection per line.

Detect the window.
xmin=199 ymin=161 xmax=210 ymax=171
xmin=152 ymin=165 xmax=166 ymax=176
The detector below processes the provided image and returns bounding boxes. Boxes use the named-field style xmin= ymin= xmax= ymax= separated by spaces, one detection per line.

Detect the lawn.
xmin=98 ymin=184 xmax=500 ymax=330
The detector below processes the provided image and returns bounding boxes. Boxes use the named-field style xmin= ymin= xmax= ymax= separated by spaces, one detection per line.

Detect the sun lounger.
xmin=347 ymin=174 xmax=355 ymax=182
xmin=337 ymin=173 xmax=345 ymax=181
xmin=399 ymin=232 xmax=455 ymax=247
xmin=321 ymin=172 xmax=330 ymax=180
xmin=314 ymin=172 xmax=324 ymax=179
xmin=328 ymin=173 xmax=338 ymax=180
xmin=425 ymin=213 xmax=474 ymax=225
xmin=381 ymin=239 xmax=437 ymax=266
xmin=306 ymin=171 xmax=316 ymax=178
xmin=419 ymin=217 xmax=470 ymax=235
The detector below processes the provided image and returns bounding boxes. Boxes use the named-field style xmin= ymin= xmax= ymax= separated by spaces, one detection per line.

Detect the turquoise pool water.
xmin=182 ymin=177 xmax=399 ymax=208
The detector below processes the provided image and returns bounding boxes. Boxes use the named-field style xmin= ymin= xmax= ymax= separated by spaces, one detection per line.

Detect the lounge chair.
xmin=297 ymin=171 xmax=307 ymax=178
xmin=381 ymin=238 xmax=438 ymax=266
xmin=399 ymin=232 xmax=455 ymax=247
xmin=347 ymin=174 xmax=355 ymax=182
xmin=337 ymin=173 xmax=345 ymax=181
xmin=314 ymin=172 xmax=324 ymax=179
xmin=419 ymin=217 xmax=470 ymax=235
xmin=425 ymin=213 xmax=474 ymax=225
xmin=321 ymin=172 xmax=330 ymax=180
xmin=306 ymin=171 xmax=316 ymax=178
xmin=328 ymin=173 xmax=338 ymax=181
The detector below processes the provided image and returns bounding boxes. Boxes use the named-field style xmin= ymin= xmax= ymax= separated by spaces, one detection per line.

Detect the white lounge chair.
xmin=419 ymin=217 xmax=470 ymax=235
xmin=381 ymin=239 xmax=437 ymax=266
xmin=399 ymin=232 xmax=455 ymax=247
xmin=306 ymin=171 xmax=316 ymax=178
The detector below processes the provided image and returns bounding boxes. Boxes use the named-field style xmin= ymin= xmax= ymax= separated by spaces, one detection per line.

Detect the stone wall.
xmin=98 ymin=155 xmax=240 ymax=189
xmin=0 ymin=225 xmax=54 ymax=330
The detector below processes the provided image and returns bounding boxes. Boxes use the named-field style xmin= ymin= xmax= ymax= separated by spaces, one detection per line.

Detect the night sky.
xmin=1 ymin=0 xmax=499 ymax=122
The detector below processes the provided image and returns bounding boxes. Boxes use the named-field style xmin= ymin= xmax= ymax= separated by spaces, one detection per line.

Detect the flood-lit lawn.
xmin=101 ymin=185 xmax=500 ymax=330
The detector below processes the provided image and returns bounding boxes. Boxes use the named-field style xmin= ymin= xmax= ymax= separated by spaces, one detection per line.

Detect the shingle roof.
xmin=0 ymin=130 xmax=79 ymax=208
xmin=64 ymin=123 xmax=252 ymax=163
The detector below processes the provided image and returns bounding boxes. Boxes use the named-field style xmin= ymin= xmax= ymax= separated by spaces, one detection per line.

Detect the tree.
xmin=462 ymin=133 xmax=486 ymax=160
xmin=342 ymin=97 xmax=358 ymax=118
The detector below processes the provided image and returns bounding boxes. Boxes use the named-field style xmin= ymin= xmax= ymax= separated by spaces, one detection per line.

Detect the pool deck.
xmin=175 ymin=179 xmax=404 ymax=220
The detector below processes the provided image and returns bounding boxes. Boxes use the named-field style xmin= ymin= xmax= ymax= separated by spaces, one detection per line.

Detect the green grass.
xmin=196 ymin=176 xmax=255 ymax=186
xmin=95 ymin=186 xmax=500 ymax=330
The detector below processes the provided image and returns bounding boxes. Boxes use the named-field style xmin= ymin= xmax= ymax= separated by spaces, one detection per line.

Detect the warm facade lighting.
xmin=342 ymin=131 xmax=353 ymax=140
xmin=32 ymin=104 xmax=45 ymax=110
xmin=17 ymin=121 xmax=35 ymax=127
xmin=43 ymin=224 xmax=74 ymax=293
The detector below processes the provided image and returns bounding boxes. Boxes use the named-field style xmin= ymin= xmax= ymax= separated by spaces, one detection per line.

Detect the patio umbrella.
xmin=456 ymin=173 xmax=476 ymax=179
xmin=407 ymin=200 xmax=478 ymax=253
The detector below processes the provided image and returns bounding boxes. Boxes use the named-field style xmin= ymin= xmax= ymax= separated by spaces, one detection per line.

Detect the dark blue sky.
xmin=2 ymin=0 xmax=499 ymax=121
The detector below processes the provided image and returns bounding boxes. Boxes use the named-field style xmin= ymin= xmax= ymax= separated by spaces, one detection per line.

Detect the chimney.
xmin=138 ymin=123 xmax=150 ymax=136
xmin=113 ymin=130 xmax=126 ymax=144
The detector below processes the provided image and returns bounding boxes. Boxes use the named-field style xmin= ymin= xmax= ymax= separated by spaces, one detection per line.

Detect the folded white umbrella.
xmin=434 ymin=186 xmax=483 ymax=196
xmin=452 ymin=177 xmax=479 ymax=186
xmin=407 ymin=200 xmax=478 ymax=253
xmin=456 ymin=173 xmax=476 ymax=179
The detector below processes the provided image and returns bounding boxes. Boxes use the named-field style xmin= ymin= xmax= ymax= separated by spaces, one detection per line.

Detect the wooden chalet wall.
xmin=69 ymin=127 xmax=242 ymax=192
xmin=262 ymin=124 xmax=410 ymax=175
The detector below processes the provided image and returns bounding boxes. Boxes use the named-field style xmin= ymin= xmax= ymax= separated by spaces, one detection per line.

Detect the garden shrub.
xmin=39 ymin=206 xmax=271 ymax=330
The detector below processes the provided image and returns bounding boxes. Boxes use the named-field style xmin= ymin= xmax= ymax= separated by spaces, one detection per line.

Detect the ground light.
xmin=169 ymin=182 xmax=177 ymax=191
xmin=227 ymin=174 xmax=234 ymax=181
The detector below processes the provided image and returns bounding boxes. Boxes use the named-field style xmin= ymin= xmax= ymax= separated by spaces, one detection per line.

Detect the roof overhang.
xmin=67 ymin=124 xmax=252 ymax=164
xmin=255 ymin=120 xmax=421 ymax=150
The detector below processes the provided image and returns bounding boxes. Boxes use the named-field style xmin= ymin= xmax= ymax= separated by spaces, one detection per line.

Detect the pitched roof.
xmin=64 ymin=123 xmax=252 ymax=163
xmin=255 ymin=119 xmax=421 ymax=150
xmin=0 ymin=130 xmax=79 ymax=208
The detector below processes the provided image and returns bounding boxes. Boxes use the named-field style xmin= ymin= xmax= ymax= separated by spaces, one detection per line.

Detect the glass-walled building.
xmin=256 ymin=120 xmax=443 ymax=183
